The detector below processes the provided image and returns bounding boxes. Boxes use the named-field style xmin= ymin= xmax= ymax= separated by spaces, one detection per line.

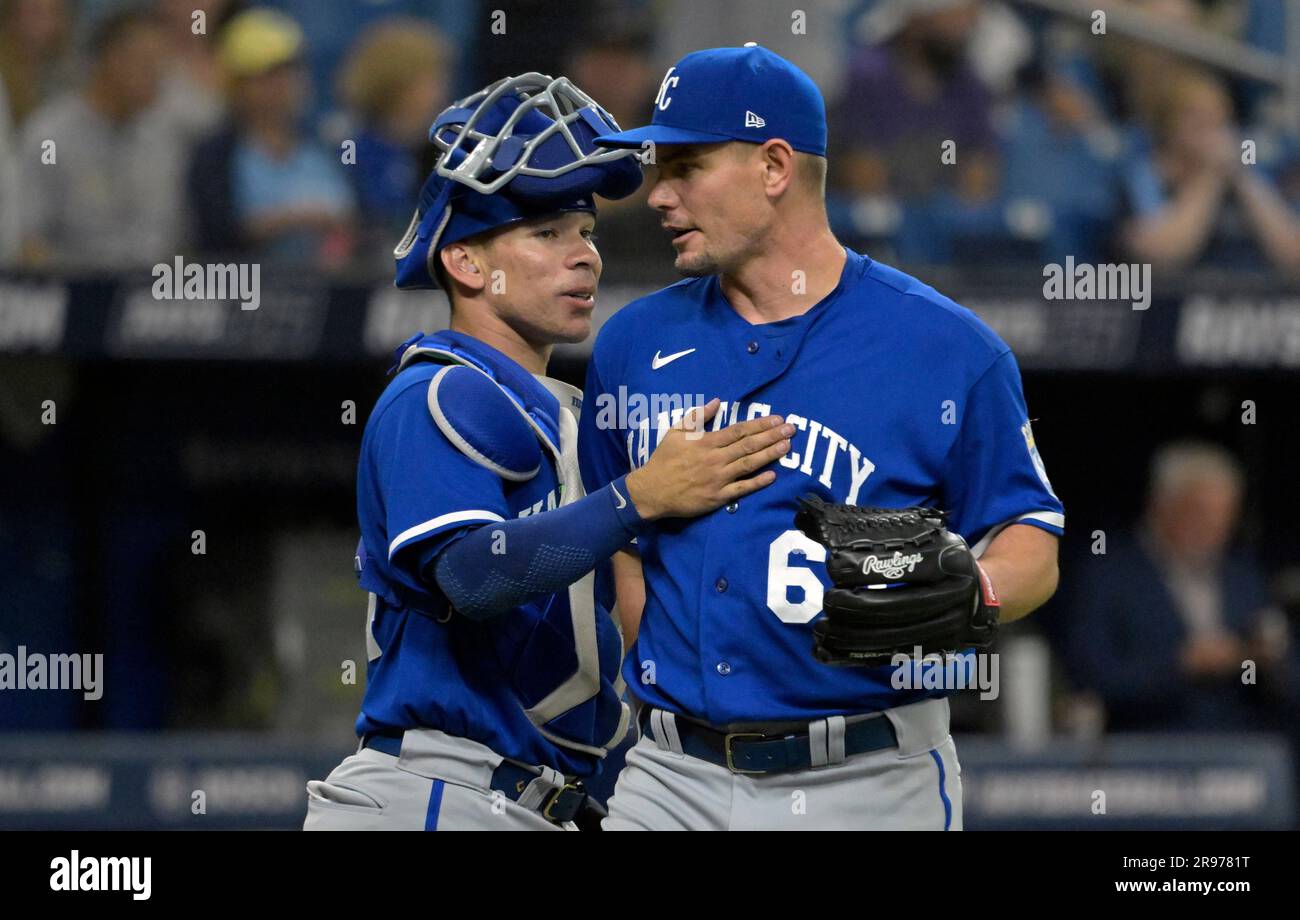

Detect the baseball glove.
xmin=794 ymin=494 xmax=1000 ymax=666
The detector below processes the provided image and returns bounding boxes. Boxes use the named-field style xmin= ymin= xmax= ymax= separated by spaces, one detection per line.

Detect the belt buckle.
xmin=541 ymin=781 xmax=584 ymax=822
xmin=723 ymin=732 xmax=766 ymax=774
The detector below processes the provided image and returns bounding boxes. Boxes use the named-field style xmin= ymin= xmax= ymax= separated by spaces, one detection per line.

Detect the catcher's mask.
xmin=394 ymin=73 xmax=644 ymax=289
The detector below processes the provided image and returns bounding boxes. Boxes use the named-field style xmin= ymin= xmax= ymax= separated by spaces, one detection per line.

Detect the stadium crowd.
xmin=2 ymin=0 xmax=1298 ymax=277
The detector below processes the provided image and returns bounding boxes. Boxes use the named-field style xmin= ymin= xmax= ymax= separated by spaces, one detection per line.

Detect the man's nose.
xmin=648 ymin=178 xmax=677 ymax=212
xmin=570 ymin=239 xmax=601 ymax=273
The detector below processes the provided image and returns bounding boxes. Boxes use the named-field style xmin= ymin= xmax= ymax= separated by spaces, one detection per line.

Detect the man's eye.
xmin=536 ymin=228 xmax=557 ymax=239
xmin=582 ymin=230 xmax=599 ymax=242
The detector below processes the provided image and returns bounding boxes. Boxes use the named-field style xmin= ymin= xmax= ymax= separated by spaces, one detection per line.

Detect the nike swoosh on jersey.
xmin=651 ymin=348 xmax=696 ymax=370
xmin=611 ymin=484 xmax=628 ymax=509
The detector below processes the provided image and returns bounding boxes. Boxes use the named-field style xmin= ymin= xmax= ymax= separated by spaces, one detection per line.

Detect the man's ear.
xmin=759 ymin=139 xmax=796 ymax=199
xmin=440 ymin=243 xmax=486 ymax=292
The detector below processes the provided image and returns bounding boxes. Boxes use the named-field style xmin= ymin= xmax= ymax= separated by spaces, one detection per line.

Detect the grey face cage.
xmin=430 ymin=73 xmax=634 ymax=195
xmin=393 ymin=73 xmax=644 ymax=289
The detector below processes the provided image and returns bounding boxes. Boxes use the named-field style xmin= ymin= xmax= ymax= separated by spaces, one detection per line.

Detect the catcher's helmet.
xmin=394 ymin=73 xmax=644 ymax=289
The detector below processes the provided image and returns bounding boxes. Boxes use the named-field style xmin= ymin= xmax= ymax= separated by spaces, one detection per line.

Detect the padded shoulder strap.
xmin=426 ymin=364 xmax=543 ymax=481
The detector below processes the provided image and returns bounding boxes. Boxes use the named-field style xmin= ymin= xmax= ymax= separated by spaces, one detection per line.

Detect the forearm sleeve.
xmin=430 ymin=475 xmax=643 ymax=620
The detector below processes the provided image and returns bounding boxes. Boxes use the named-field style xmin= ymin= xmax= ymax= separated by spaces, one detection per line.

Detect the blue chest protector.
xmin=352 ymin=329 xmax=629 ymax=774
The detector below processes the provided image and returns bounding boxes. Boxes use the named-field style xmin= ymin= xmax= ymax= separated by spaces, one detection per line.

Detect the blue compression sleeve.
xmin=429 ymin=474 xmax=644 ymax=620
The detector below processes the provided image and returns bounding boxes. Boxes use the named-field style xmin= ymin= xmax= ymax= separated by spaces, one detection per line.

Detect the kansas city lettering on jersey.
xmin=517 ymin=486 xmax=561 ymax=517
xmin=625 ymin=399 xmax=876 ymax=503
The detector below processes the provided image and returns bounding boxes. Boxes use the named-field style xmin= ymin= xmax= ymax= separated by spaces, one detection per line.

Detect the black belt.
xmin=639 ymin=708 xmax=898 ymax=775
xmin=362 ymin=732 xmax=604 ymax=826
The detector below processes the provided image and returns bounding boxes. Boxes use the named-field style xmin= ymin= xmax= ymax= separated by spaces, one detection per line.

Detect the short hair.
xmin=432 ymin=247 xmax=455 ymax=310
xmin=797 ymin=152 xmax=827 ymax=198
xmin=1148 ymin=441 xmax=1244 ymax=501
xmin=732 ymin=144 xmax=827 ymax=199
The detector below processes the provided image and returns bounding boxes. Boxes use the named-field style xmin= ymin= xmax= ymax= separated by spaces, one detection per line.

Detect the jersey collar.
xmin=708 ymin=247 xmax=868 ymax=333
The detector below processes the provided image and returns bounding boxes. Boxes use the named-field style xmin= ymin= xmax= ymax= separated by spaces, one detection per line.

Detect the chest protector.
xmin=356 ymin=333 xmax=629 ymax=757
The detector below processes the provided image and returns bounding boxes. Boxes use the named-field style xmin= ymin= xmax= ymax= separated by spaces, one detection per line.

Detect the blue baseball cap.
xmin=593 ymin=44 xmax=827 ymax=157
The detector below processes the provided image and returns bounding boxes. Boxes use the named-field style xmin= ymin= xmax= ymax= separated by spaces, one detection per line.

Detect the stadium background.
xmin=1 ymin=0 xmax=1298 ymax=829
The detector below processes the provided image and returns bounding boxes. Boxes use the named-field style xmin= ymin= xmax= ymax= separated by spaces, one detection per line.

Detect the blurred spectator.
xmin=17 ymin=6 xmax=186 ymax=270
xmin=466 ymin=0 xmax=599 ymax=91
xmin=0 ymin=78 xmax=18 ymax=265
xmin=255 ymin=0 xmax=477 ymax=120
xmin=337 ymin=18 xmax=452 ymax=260
xmin=654 ymin=0 xmax=852 ymax=105
xmin=829 ymin=0 xmax=1016 ymax=264
xmin=155 ymin=0 xmax=245 ymax=142
xmin=0 ymin=0 xmax=74 ymax=129
xmin=566 ymin=18 xmax=657 ymax=145
xmin=997 ymin=61 xmax=1125 ymax=264
xmin=1118 ymin=71 xmax=1300 ymax=276
xmin=562 ymin=16 xmax=663 ymax=265
xmin=1096 ymin=0 xmax=1209 ymax=126
xmin=1056 ymin=442 xmax=1297 ymax=732
xmin=188 ymin=8 xmax=356 ymax=267
xmin=859 ymin=0 xmax=1033 ymax=95
xmin=835 ymin=0 xmax=997 ymax=204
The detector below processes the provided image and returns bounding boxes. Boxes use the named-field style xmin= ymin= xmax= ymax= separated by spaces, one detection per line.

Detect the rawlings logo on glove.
xmin=794 ymin=494 xmax=1000 ymax=667
xmin=861 ymin=551 xmax=925 ymax=579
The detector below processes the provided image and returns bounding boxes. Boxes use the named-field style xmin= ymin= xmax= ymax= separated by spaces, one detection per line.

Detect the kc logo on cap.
xmin=655 ymin=67 xmax=680 ymax=111
xmin=594 ymin=45 xmax=828 ymax=158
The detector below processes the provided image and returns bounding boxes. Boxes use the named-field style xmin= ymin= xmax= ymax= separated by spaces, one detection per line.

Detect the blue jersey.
xmin=578 ymin=249 xmax=1065 ymax=725
xmin=354 ymin=329 xmax=627 ymax=776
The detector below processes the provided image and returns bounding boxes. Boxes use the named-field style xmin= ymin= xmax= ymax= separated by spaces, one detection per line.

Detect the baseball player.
xmin=303 ymin=74 xmax=792 ymax=831
xmin=580 ymin=46 xmax=1065 ymax=830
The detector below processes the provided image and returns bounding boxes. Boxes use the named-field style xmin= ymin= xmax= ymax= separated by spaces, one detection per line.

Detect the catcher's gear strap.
xmin=426 ymin=364 xmax=542 ymax=481
xmin=400 ymin=341 xmax=631 ymax=755
xmin=395 ymin=337 xmax=566 ymax=459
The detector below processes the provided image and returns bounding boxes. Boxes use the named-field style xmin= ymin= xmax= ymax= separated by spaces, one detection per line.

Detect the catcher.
xmin=304 ymin=73 xmax=791 ymax=831
xmin=580 ymin=45 xmax=1064 ymax=830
